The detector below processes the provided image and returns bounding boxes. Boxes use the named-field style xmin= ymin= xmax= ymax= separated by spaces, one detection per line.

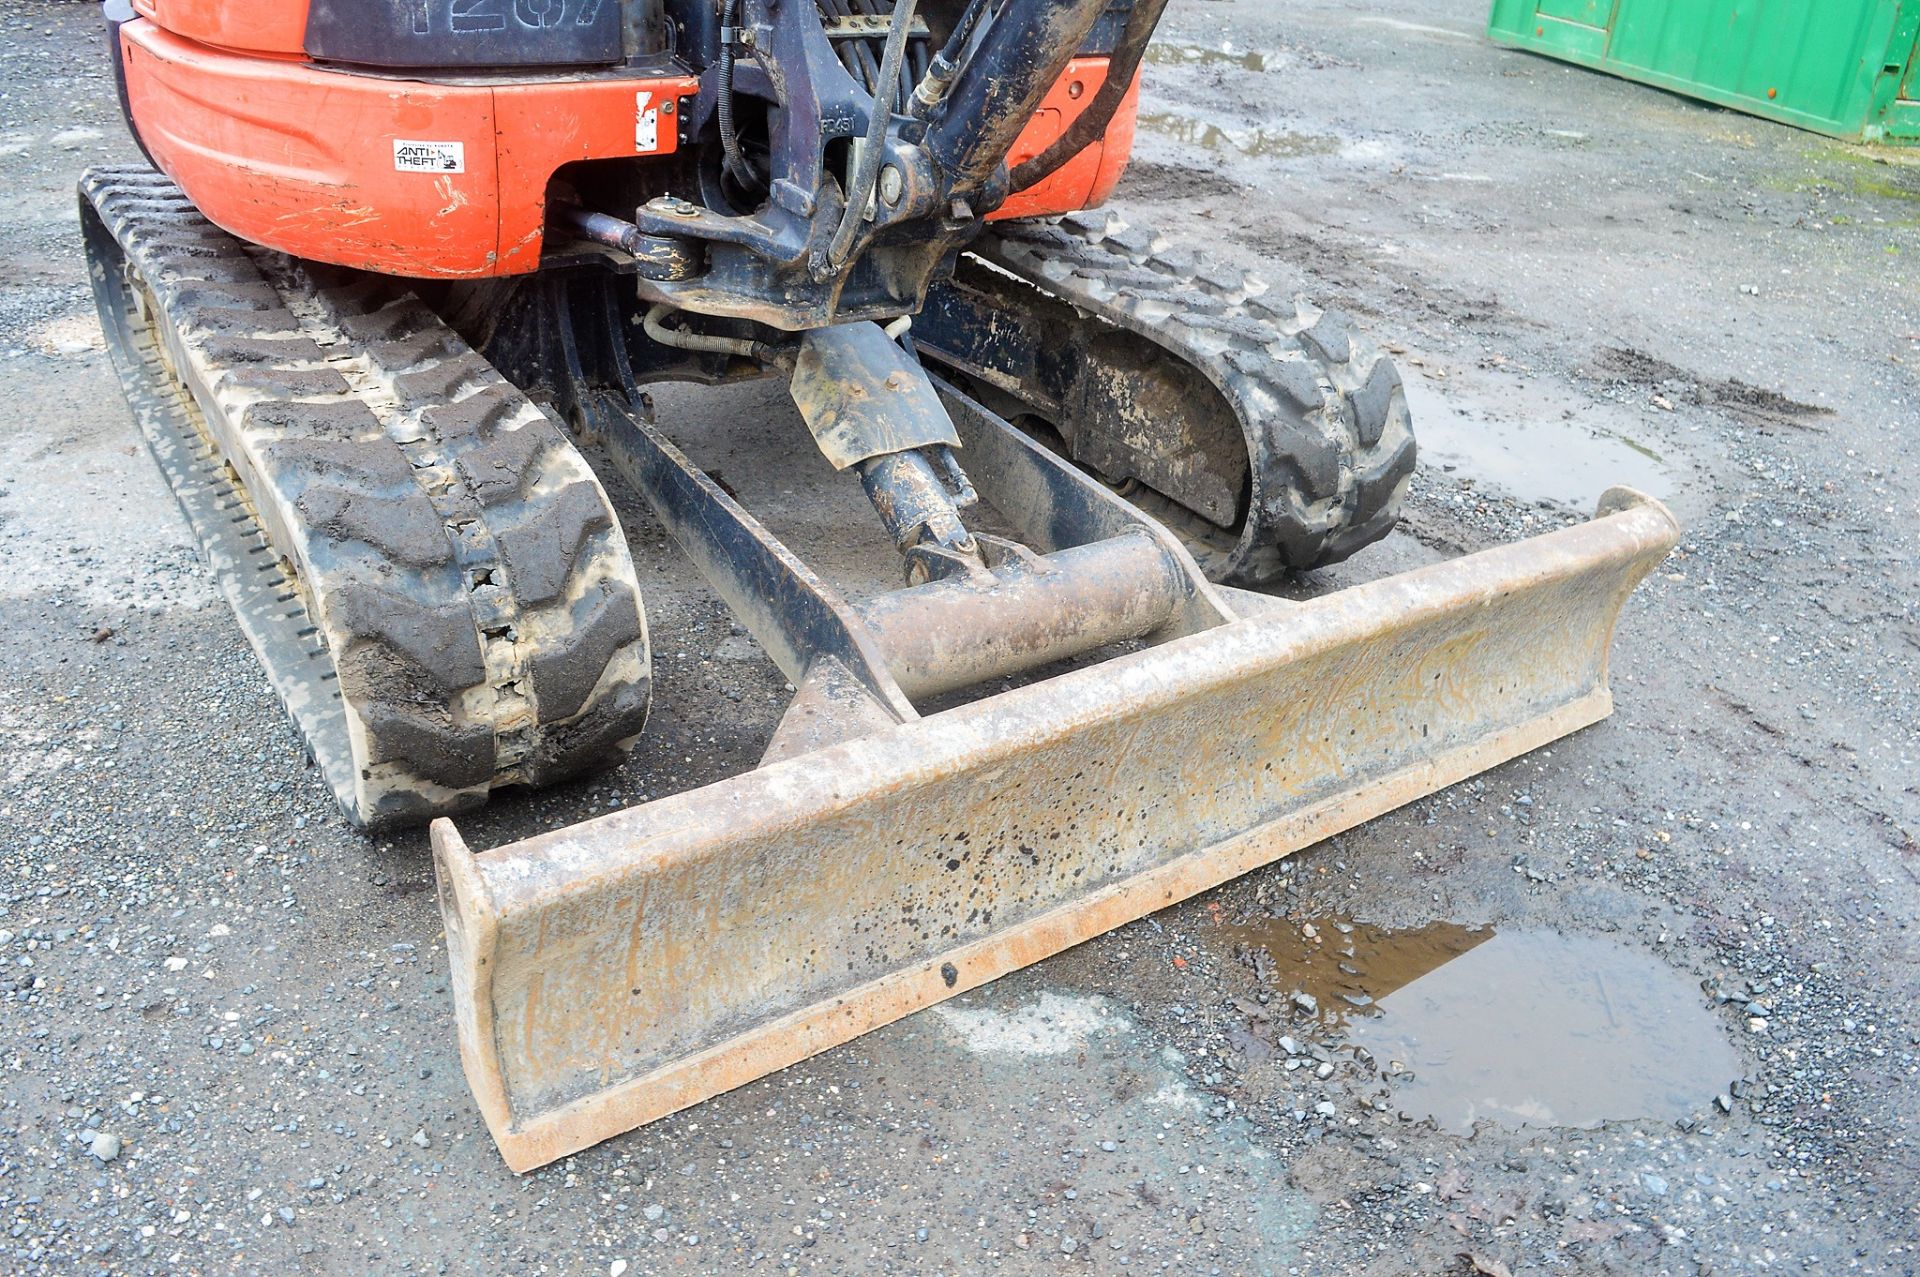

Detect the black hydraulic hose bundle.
xmin=825 ymin=0 xmax=919 ymax=268
xmin=1006 ymin=0 xmax=1168 ymax=192
xmin=820 ymin=0 xmax=881 ymax=91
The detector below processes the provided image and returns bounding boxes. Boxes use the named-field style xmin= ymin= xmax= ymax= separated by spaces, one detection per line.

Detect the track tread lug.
xmin=530 ymin=584 xmax=645 ymax=723
xmin=525 ymin=676 xmax=651 ymax=782
xmin=297 ymin=483 xmax=456 ymax=569
xmin=1349 ymin=358 xmax=1400 ymax=449
xmin=169 ymin=282 xmax=281 ymax=312
xmin=1105 ymin=223 xmax=1158 ymax=260
xmin=457 ymin=423 xmax=556 ymax=505
xmin=334 ymin=298 xmax=436 ymax=344
xmin=265 ymin=435 xmax=417 ymax=487
xmin=493 ymin=480 xmax=615 ymax=608
xmin=360 ymin=704 xmax=495 ymax=789
xmin=367 ymin=326 xmax=458 ymax=369
xmin=330 ymin=581 xmax=487 ymax=692
xmin=243 ymin=399 xmax=385 ymax=441
xmin=217 ymin=366 xmax=354 ymax=398
xmin=198 ymin=334 xmax=328 ymax=366
xmin=392 ymin=352 xmax=493 ymax=409
xmin=1263 ymin=352 xmax=1328 ymax=414
xmin=420 ymin=383 xmax=525 ymax=446
xmin=1300 ymin=310 xmax=1355 ymax=365
xmin=181 ymin=306 xmax=304 ymax=338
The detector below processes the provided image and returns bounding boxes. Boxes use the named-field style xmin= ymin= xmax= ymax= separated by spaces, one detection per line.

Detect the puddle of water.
xmin=1145 ymin=42 xmax=1272 ymax=72
xmin=1404 ymin=375 xmax=1675 ymax=507
xmin=1139 ymin=113 xmax=1338 ymax=159
xmin=1225 ymin=918 xmax=1743 ymax=1134
xmin=1351 ymin=930 xmax=1745 ymax=1133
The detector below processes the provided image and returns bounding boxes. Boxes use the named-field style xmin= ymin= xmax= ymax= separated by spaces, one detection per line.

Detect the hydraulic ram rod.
xmin=856 ymin=531 xmax=1186 ymax=699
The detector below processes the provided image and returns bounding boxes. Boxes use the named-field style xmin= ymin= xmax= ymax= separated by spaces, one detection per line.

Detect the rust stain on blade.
xmin=434 ymin=488 xmax=1680 ymax=1172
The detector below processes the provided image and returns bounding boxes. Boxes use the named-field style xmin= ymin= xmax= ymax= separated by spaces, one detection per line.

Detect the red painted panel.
xmin=993 ymin=57 xmax=1140 ymax=222
xmin=125 ymin=20 xmax=502 ymax=275
xmin=121 ymin=20 xmax=693 ymax=279
xmin=493 ymin=77 xmax=695 ymax=273
xmin=135 ymin=0 xmax=311 ymax=56
xmin=118 ymin=14 xmax=1128 ymax=274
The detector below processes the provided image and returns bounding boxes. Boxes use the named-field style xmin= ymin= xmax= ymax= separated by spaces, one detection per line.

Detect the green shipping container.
xmin=1488 ymin=0 xmax=1920 ymax=143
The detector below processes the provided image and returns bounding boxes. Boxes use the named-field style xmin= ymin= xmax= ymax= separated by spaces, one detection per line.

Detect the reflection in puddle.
xmin=1225 ymin=919 xmax=1743 ymax=1134
xmin=1139 ymin=113 xmax=1338 ymax=159
xmin=1224 ymin=917 xmax=1492 ymax=1023
xmin=1145 ymin=42 xmax=1272 ymax=72
xmin=1404 ymin=376 xmax=1675 ymax=507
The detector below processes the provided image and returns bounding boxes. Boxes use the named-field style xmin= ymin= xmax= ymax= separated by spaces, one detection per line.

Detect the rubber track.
xmin=965 ymin=209 xmax=1418 ymax=582
xmin=81 ymin=166 xmax=650 ymax=829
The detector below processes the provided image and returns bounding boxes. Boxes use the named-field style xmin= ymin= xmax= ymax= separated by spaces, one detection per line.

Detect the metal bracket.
xmin=790 ymin=320 xmax=960 ymax=470
xmin=822 ymin=14 xmax=931 ymax=39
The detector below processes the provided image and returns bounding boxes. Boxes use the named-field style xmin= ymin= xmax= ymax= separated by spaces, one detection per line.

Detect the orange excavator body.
xmin=116 ymin=3 xmax=1137 ymax=278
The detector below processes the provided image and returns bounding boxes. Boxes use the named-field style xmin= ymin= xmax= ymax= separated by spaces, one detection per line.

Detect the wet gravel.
xmin=4 ymin=0 xmax=1919 ymax=1273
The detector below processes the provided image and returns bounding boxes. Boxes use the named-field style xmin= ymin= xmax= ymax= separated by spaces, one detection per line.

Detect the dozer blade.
xmin=433 ymin=487 xmax=1678 ymax=1172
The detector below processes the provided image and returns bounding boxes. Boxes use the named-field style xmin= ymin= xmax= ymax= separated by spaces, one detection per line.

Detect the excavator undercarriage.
xmin=85 ymin=0 xmax=1677 ymax=1170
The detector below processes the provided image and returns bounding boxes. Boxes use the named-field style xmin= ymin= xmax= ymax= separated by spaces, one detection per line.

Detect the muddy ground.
xmin=2 ymin=0 xmax=1917 ymax=1273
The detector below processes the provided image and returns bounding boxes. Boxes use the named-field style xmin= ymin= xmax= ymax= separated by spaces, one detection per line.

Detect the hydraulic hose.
xmin=717 ymin=0 xmax=753 ymax=189
xmin=910 ymin=0 xmax=991 ymax=113
xmin=643 ymin=304 xmax=783 ymax=363
xmin=822 ymin=0 xmax=870 ymax=87
xmin=1006 ymin=0 xmax=1169 ymax=192
xmin=825 ymin=0 xmax=919 ymax=270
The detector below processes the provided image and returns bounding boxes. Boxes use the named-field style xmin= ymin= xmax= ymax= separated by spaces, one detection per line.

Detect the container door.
xmin=1489 ymin=0 xmax=1619 ymax=59
xmin=1535 ymin=0 xmax=1614 ymax=30
xmin=1885 ymin=27 xmax=1920 ymax=139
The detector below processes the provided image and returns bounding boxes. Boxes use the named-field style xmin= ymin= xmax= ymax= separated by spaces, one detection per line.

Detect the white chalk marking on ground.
xmin=931 ymin=992 xmax=1122 ymax=1056
xmin=1353 ymin=17 xmax=1477 ymax=42
xmin=1145 ymin=1082 xmax=1206 ymax=1112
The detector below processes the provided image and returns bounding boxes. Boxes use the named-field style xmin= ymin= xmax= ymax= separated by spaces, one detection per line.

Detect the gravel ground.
xmin=2 ymin=1 xmax=1917 ymax=1274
